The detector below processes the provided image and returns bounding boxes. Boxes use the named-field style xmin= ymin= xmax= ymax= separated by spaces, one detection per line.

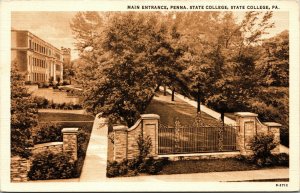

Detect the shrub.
xmin=53 ymin=84 xmax=59 ymax=89
xmin=77 ymin=128 xmax=88 ymax=159
xmin=43 ymin=82 xmax=50 ymax=88
xmin=106 ymin=157 xmax=169 ymax=177
xmin=137 ymin=133 xmax=152 ymax=162
xmin=106 ymin=161 xmax=121 ymax=178
xmin=280 ymin=128 xmax=289 ymax=147
xmin=38 ymin=82 xmax=43 ymax=88
xmin=106 ymin=133 xmax=169 ymax=178
xmin=63 ymin=80 xmax=69 ymax=85
xmin=28 ymin=151 xmax=77 ymax=180
xmin=32 ymin=122 xmax=62 ymax=144
xmin=25 ymin=80 xmax=32 ymax=85
xmin=273 ymin=153 xmax=289 ymax=166
xmin=108 ymin=132 xmax=114 ymax=144
xmin=249 ymin=133 xmax=278 ymax=166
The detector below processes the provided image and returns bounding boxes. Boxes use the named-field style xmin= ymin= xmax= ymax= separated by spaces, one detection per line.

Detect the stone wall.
xmin=113 ymin=112 xmax=282 ymax=161
xmin=11 ymin=127 xmax=79 ymax=182
xmin=235 ymin=112 xmax=281 ymax=155
xmin=113 ymin=114 xmax=159 ymax=162
xmin=30 ymin=142 xmax=63 ymax=155
xmin=11 ymin=156 xmax=30 ymax=182
xmin=62 ymin=128 xmax=78 ymax=161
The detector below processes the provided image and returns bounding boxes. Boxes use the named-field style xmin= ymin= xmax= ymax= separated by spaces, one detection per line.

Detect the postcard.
xmin=0 ymin=0 xmax=299 ymax=192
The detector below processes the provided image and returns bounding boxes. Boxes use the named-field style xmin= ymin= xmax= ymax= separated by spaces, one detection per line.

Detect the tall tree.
xmin=11 ymin=62 xmax=38 ymax=158
xmin=256 ymin=30 xmax=289 ymax=87
xmin=71 ymin=12 xmax=187 ymax=126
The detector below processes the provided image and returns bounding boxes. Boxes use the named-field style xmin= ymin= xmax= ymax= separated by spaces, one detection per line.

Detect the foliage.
xmin=256 ymin=30 xmax=289 ymax=87
xmin=235 ymin=153 xmax=289 ymax=167
xmin=28 ymin=151 xmax=77 ymax=180
xmin=31 ymin=122 xmax=62 ymax=144
xmin=250 ymin=133 xmax=278 ymax=167
xmin=11 ymin=63 xmax=38 ymax=158
xmin=63 ymin=64 xmax=76 ymax=85
xmin=33 ymin=96 xmax=83 ymax=110
xmin=71 ymin=12 xmax=289 ymax=144
xmin=273 ymin=153 xmax=289 ymax=166
xmin=137 ymin=133 xmax=152 ymax=161
xmin=106 ymin=133 xmax=168 ymax=177
xmin=71 ymin=12 xmax=187 ymax=126
xmin=106 ymin=157 xmax=169 ymax=178
xmin=76 ymin=126 xmax=93 ymax=175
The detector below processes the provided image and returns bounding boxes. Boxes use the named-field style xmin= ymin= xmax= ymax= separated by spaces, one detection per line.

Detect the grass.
xmin=38 ymin=112 xmax=94 ymax=122
xmin=37 ymin=112 xmax=94 ymax=178
xmin=144 ymin=91 xmax=221 ymax=126
xmin=32 ymin=88 xmax=81 ymax=104
xmin=159 ymin=158 xmax=260 ymax=174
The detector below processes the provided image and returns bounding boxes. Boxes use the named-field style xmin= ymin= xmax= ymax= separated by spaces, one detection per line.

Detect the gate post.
xmin=141 ymin=114 xmax=160 ymax=157
xmin=62 ymin=128 xmax=79 ymax=161
xmin=264 ymin=122 xmax=282 ymax=154
xmin=113 ymin=125 xmax=128 ymax=162
xmin=234 ymin=112 xmax=258 ymax=156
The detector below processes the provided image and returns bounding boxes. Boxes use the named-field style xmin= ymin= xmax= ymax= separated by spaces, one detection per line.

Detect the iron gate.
xmin=158 ymin=115 xmax=239 ymax=155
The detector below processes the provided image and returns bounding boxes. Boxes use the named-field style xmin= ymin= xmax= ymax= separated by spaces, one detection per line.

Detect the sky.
xmin=11 ymin=11 xmax=289 ymax=60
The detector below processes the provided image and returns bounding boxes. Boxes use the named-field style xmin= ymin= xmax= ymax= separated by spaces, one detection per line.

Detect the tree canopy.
xmin=71 ymin=12 xmax=187 ymax=126
xmin=71 ymin=11 xmax=288 ymax=135
xmin=11 ymin=62 xmax=38 ymax=157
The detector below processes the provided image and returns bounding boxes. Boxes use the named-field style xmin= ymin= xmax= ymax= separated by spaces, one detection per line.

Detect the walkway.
xmin=108 ymin=168 xmax=288 ymax=182
xmin=145 ymin=91 xmax=222 ymax=126
xmin=79 ymin=114 xmax=108 ymax=182
xmin=159 ymin=87 xmax=236 ymax=125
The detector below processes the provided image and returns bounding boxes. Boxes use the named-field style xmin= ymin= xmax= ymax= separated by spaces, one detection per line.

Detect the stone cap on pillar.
xmin=113 ymin=125 xmax=128 ymax=131
xmin=62 ymin=128 xmax=79 ymax=133
xmin=141 ymin=114 xmax=160 ymax=120
xmin=263 ymin=122 xmax=282 ymax=127
xmin=234 ymin=112 xmax=258 ymax=117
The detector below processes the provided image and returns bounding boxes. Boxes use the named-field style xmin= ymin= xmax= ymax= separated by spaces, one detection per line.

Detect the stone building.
xmin=11 ymin=29 xmax=69 ymax=83
xmin=61 ymin=47 xmax=71 ymax=69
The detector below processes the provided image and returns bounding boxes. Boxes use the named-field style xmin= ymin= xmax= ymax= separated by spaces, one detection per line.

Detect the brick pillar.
xmin=141 ymin=114 xmax=160 ymax=157
xmin=113 ymin=125 xmax=128 ymax=162
xmin=264 ymin=122 xmax=282 ymax=154
xmin=62 ymin=128 xmax=78 ymax=161
xmin=234 ymin=112 xmax=258 ymax=156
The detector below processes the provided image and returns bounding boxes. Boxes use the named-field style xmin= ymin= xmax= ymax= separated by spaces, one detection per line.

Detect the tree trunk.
xmin=163 ymin=85 xmax=167 ymax=96
xmin=197 ymin=89 xmax=201 ymax=113
xmin=221 ymin=111 xmax=224 ymax=126
xmin=171 ymin=89 xmax=175 ymax=101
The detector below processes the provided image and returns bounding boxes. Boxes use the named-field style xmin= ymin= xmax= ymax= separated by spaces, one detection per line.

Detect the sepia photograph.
xmin=0 ymin=0 xmax=299 ymax=192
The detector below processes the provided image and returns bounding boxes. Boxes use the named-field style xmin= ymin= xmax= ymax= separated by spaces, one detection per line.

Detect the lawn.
xmin=159 ymin=158 xmax=260 ymax=175
xmin=38 ymin=112 xmax=94 ymax=177
xmin=144 ymin=91 xmax=221 ymax=127
xmin=31 ymin=88 xmax=81 ymax=104
xmin=38 ymin=112 xmax=94 ymax=122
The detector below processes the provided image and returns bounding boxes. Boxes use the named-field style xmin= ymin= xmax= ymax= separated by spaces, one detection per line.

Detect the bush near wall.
xmin=107 ymin=133 xmax=169 ymax=177
xmin=33 ymin=96 xmax=82 ymax=109
xmin=76 ymin=125 xmax=93 ymax=175
xmin=30 ymin=118 xmax=93 ymax=179
xmin=28 ymin=151 xmax=77 ymax=180
xmin=234 ymin=133 xmax=289 ymax=167
xmin=106 ymin=157 xmax=169 ymax=177
xmin=32 ymin=122 xmax=62 ymax=144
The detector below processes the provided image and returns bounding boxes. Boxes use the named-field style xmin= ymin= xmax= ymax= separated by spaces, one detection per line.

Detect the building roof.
xmin=11 ymin=29 xmax=62 ymax=53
